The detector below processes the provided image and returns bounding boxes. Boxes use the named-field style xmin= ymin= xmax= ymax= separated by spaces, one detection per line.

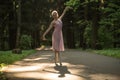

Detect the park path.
xmin=3 ymin=49 xmax=120 ymax=80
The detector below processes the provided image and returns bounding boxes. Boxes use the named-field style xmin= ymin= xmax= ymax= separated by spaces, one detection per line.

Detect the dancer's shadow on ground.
xmin=54 ymin=65 xmax=71 ymax=77
xmin=43 ymin=65 xmax=71 ymax=78
xmin=43 ymin=65 xmax=91 ymax=79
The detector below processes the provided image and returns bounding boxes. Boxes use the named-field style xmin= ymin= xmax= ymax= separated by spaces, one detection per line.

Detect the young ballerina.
xmin=42 ymin=7 xmax=71 ymax=66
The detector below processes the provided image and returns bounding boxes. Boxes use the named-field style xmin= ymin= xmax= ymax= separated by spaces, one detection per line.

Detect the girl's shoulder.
xmin=51 ymin=20 xmax=56 ymax=26
xmin=58 ymin=18 xmax=62 ymax=21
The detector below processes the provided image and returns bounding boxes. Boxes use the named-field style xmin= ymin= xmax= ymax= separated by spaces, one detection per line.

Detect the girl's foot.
xmin=60 ymin=62 xmax=62 ymax=66
xmin=55 ymin=63 xmax=59 ymax=66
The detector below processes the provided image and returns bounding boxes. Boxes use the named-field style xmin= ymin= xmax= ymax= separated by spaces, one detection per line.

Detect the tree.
xmin=99 ymin=0 xmax=120 ymax=48
xmin=16 ymin=0 xmax=21 ymax=48
xmin=0 ymin=0 xmax=13 ymax=50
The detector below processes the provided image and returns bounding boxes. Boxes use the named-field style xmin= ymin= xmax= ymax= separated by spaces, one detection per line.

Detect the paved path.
xmin=3 ymin=49 xmax=120 ymax=80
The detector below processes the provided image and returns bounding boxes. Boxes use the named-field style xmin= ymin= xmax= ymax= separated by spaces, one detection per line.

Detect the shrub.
xmin=20 ymin=35 xmax=32 ymax=49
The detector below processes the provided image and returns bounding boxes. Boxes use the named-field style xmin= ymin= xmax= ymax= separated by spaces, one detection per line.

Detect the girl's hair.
xmin=51 ymin=10 xmax=58 ymax=16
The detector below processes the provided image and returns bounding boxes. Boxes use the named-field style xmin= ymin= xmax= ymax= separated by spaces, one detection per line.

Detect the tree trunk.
xmin=8 ymin=0 xmax=17 ymax=49
xmin=79 ymin=0 xmax=88 ymax=49
xmin=0 ymin=24 xmax=5 ymax=50
xmin=16 ymin=0 xmax=21 ymax=48
xmin=91 ymin=9 xmax=99 ymax=49
xmin=0 ymin=1 xmax=12 ymax=50
xmin=79 ymin=25 xmax=86 ymax=49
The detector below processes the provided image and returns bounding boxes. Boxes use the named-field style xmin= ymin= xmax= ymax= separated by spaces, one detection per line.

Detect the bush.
xmin=20 ymin=35 xmax=32 ymax=49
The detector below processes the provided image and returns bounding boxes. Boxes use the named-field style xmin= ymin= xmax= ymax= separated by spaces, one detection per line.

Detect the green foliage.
xmin=0 ymin=72 xmax=8 ymax=80
xmin=99 ymin=0 xmax=120 ymax=48
xmin=0 ymin=50 xmax=36 ymax=65
xmin=84 ymin=21 xmax=92 ymax=48
xmin=0 ymin=50 xmax=36 ymax=80
xmin=65 ymin=0 xmax=79 ymax=7
xmin=0 ymin=0 xmax=120 ymax=50
xmin=0 ymin=63 xmax=6 ymax=70
xmin=0 ymin=63 xmax=6 ymax=79
xmin=20 ymin=35 xmax=32 ymax=49
xmin=100 ymin=1 xmax=120 ymax=25
xmin=65 ymin=0 xmax=80 ymax=11
xmin=93 ymin=48 xmax=120 ymax=58
xmin=98 ymin=26 xmax=114 ymax=48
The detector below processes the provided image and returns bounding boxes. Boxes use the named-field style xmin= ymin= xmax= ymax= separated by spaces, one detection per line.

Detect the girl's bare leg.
xmin=58 ymin=52 xmax=62 ymax=66
xmin=54 ymin=51 xmax=62 ymax=66
xmin=55 ymin=51 xmax=59 ymax=65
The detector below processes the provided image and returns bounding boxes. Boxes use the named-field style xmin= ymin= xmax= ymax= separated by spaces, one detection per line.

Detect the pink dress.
xmin=52 ymin=19 xmax=64 ymax=51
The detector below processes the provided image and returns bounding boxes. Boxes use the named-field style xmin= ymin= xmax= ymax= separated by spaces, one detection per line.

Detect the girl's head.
xmin=51 ymin=10 xmax=59 ymax=19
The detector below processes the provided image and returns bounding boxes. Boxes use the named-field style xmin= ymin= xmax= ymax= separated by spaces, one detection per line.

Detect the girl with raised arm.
xmin=42 ymin=7 xmax=71 ymax=66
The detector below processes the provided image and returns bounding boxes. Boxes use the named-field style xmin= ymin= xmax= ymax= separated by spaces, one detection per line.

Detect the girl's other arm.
xmin=42 ymin=21 xmax=53 ymax=40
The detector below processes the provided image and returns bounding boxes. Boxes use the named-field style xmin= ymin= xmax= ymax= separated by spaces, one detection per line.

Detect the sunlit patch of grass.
xmin=0 ymin=50 xmax=36 ymax=80
xmin=93 ymin=48 xmax=120 ymax=59
xmin=0 ymin=50 xmax=36 ymax=65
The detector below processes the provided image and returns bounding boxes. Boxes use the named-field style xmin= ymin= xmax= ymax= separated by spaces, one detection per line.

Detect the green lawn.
xmin=0 ymin=50 xmax=36 ymax=80
xmin=0 ymin=50 xmax=36 ymax=65
xmin=93 ymin=48 xmax=120 ymax=59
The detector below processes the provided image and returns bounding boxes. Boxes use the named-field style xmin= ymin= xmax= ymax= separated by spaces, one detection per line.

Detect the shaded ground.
xmin=3 ymin=49 xmax=120 ymax=80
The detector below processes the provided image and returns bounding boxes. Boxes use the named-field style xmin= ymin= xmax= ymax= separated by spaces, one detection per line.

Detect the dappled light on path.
xmin=4 ymin=62 xmax=86 ymax=80
xmin=35 ymin=45 xmax=53 ymax=51
xmin=3 ymin=50 xmax=120 ymax=80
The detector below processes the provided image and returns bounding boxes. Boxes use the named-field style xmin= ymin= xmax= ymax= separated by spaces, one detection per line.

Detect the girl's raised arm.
xmin=59 ymin=6 xmax=72 ymax=20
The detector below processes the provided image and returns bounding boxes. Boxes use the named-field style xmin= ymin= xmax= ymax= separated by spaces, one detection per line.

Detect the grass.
xmin=92 ymin=48 xmax=120 ymax=59
xmin=77 ymin=48 xmax=120 ymax=59
xmin=0 ymin=49 xmax=36 ymax=80
xmin=0 ymin=50 xmax=36 ymax=65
